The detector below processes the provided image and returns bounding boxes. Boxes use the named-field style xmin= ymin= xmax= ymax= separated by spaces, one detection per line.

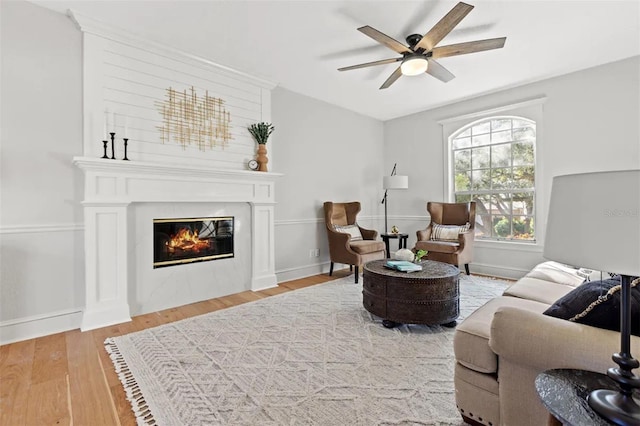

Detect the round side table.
xmin=535 ymin=368 xmax=640 ymax=426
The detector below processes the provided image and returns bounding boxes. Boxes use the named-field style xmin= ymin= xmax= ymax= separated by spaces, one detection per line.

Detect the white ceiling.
xmin=30 ymin=0 xmax=640 ymax=121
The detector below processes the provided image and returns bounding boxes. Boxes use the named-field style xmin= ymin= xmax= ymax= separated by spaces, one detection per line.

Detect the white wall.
xmin=384 ymin=56 xmax=640 ymax=278
xmin=0 ymin=0 xmax=85 ymax=342
xmin=272 ymin=87 xmax=384 ymax=281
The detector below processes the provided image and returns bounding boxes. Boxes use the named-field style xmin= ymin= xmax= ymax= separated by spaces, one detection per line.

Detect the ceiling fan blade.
xmin=431 ymin=37 xmax=506 ymax=58
xmin=338 ymin=57 xmax=402 ymax=72
xmin=426 ymin=59 xmax=455 ymax=83
xmin=379 ymin=66 xmax=403 ymax=90
xmin=358 ymin=25 xmax=412 ymax=54
xmin=415 ymin=2 xmax=474 ymax=52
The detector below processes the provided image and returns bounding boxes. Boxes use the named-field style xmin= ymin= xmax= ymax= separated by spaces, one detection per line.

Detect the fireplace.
xmin=153 ymin=216 xmax=234 ymax=268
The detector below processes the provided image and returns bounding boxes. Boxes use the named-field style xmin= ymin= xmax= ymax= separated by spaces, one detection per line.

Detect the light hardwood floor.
xmin=0 ymin=270 xmax=352 ymax=426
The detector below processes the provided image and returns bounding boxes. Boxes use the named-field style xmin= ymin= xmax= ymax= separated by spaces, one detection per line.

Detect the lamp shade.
xmin=543 ymin=170 xmax=640 ymax=276
xmin=383 ymin=175 xmax=409 ymax=190
xmin=400 ymin=56 xmax=428 ymax=76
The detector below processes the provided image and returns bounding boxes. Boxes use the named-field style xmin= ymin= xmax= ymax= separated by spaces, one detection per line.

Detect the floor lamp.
xmin=381 ymin=163 xmax=408 ymax=234
xmin=543 ymin=170 xmax=640 ymax=425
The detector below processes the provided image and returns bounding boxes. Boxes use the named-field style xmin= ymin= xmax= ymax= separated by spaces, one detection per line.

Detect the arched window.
xmin=451 ymin=116 xmax=536 ymax=242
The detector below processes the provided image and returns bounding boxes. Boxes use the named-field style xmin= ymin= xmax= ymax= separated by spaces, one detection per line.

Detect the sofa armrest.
xmin=489 ymin=306 xmax=640 ymax=373
xmin=457 ymin=230 xmax=473 ymax=251
xmin=416 ymin=224 xmax=433 ymax=241
xmin=359 ymin=226 xmax=378 ymax=240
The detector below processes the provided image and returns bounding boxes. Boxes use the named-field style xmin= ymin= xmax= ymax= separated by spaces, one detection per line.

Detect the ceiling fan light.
xmin=400 ymin=56 xmax=428 ymax=76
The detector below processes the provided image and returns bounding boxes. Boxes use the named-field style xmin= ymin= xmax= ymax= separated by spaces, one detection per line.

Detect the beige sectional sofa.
xmin=453 ymin=261 xmax=640 ymax=426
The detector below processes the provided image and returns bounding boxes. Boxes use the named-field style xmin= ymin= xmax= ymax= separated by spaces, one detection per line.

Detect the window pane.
xmin=512 ymin=215 xmax=535 ymax=240
xmin=452 ymin=136 xmax=471 ymax=149
xmin=512 ymin=119 xmax=532 ymax=128
xmin=493 ymin=215 xmax=511 ymax=238
xmin=455 ymin=194 xmax=472 ymax=203
xmin=458 ymin=128 xmax=471 ymax=138
xmin=513 ymin=126 xmax=535 ymax=141
xmin=471 ymin=133 xmax=490 ymax=147
xmin=513 ymin=142 xmax=534 ymax=166
xmin=491 ymin=119 xmax=511 ymax=132
xmin=491 ymin=144 xmax=511 ymax=167
xmin=472 ymin=122 xmax=490 ymax=135
xmin=473 ymin=195 xmax=492 ymax=238
xmin=512 ymin=166 xmax=535 ymax=188
xmin=454 ymin=149 xmax=471 ymax=171
xmin=513 ymin=192 xmax=534 ymax=215
xmin=472 ymin=146 xmax=490 ymax=169
xmin=454 ymin=171 xmax=471 ymax=191
xmin=471 ymin=169 xmax=491 ymax=190
xmin=491 ymin=193 xmax=512 ymax=216
xmin=492 ymin=130 xmax=512 ymax=143
xmin=491 ymin=167 xmax=511 ymax=189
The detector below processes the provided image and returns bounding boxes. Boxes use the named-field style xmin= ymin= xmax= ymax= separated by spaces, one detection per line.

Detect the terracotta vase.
xmin=256 ymin=144 xmax=268 ymax=172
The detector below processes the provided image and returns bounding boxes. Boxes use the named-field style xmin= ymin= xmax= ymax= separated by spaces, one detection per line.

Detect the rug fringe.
xmin=104 ymin=338 xmax=157 ymax=426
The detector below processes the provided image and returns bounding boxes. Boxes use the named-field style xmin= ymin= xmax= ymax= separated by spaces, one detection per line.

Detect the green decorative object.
xmin=247 ymin=122 xmax=275 ymax=144
xmin=414 ymin=249 xmax=428 ymax=262
xmin=248 ymin=122 xmax=275 ymax=171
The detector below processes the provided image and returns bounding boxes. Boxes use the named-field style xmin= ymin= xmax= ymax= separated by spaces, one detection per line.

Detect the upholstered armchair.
xmin=323 ymin=201 xmax=386 ymax=283
xmin=414 ymin=201 xmax=476 ymax=275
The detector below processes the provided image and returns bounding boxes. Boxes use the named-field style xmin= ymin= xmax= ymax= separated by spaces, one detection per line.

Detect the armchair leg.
xmin=464 ymin=264 xmax=470 ymax=275
xmin=349 ymin=265 xmax=353 ymax=271
xmin=354 ymin=266 xmax=359 ymax=283
xmin=329 ymin=262 xmax=334 ymax=276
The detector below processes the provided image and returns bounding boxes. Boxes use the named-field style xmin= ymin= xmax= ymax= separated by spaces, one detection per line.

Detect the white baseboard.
xmin=0 ymin=308 xmax=82 ymax=345
xmin=276 ymin=261 xmax=332 ymax=283
xmin=470 ymin=262 xmax=529 ymax=280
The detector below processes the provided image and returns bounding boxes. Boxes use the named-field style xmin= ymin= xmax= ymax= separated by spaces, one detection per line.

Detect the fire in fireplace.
xmin=153 ymin=216 xmax=234 ymax=268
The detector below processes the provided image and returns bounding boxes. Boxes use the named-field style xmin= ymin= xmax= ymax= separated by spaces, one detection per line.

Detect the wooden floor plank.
xmin=0 ymin=360 xmax=32 ymax=425
xmin=24 ymin=377 xmax=70 ymax=426
xmin=31 ymin=333 xmax=68 ymax=385
xmin=66 ymin=329 xmax=119 ymax=425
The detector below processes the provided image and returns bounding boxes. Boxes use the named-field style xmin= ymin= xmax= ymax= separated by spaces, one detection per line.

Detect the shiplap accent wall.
xmin=71 ymin=10 xmax=276 ymax=168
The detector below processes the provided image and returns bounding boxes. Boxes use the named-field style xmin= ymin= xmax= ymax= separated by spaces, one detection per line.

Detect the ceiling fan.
xmin=338 ymin=2 xmax=506 ymax=89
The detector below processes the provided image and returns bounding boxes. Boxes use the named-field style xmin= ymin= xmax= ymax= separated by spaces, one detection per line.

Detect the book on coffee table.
xmin=385 ymin=260 xmax=423 ymax=273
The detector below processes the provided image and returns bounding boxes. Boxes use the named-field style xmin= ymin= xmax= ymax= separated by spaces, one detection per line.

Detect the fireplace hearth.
xmin=153 ymin=217 xmax=234 ymax=268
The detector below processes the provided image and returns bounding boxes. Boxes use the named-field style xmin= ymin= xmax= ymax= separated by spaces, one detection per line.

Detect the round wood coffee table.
xmin=362 ymin=259 xmax=460 ymax=328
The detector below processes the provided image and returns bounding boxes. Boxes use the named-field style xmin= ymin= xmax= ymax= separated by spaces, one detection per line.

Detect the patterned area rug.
xmin=106 ymin=274 xmax=508 ymax=425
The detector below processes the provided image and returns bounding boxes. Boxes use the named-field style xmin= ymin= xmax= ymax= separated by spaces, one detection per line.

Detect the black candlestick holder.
xmin=123 ymin=138 xmax=129 ymax=161
xmin=102 ymin=140 xmax=109 ymax=159
xmin=109 ymin=132 xmax=116 ymax=159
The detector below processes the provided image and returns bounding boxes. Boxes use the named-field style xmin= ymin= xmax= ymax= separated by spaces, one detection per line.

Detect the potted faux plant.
xmin=248 ymin=122 xmax=274 ymax=172
xmin=414 ymin=249 xmax=428 ymax=263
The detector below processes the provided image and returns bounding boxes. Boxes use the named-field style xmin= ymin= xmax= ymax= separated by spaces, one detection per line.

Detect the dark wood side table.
xmin=535 ymin=368 xmax=640 ymax=425
xmin=380 ymin=233 xmax=409 ymax=258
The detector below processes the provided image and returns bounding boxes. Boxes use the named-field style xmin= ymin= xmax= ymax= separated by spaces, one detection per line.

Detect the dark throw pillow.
xmin=543 ymin=277 xmax=640 ymax=337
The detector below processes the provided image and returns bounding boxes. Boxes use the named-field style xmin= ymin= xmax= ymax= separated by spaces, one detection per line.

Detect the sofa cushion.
xmin=454 ymin=296 xmax=549 ymax=374
xmin=415 ymin=240 xmax=459 ymax=254
xmin=349 ymin=239 xmax=385 ymax=255
xmin=524 ymin=261 xmax=584 ymax=287
xmin=543 ymin=277 xmax=640 ymax=336
xmin=334 ymin=224 xmax=363 ymax=241
xmin=503 ymin=277 xmax=575 ymax=305
xmin=431 ymin=222 xmax=470 ymax=241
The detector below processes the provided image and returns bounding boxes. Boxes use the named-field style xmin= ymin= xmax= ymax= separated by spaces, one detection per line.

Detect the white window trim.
xmin=439 ymin=97 xmax=547 ymax=246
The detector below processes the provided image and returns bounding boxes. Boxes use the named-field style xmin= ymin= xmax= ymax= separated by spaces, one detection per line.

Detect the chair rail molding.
xmin=74 ymin=157 xmax=282 ymax=331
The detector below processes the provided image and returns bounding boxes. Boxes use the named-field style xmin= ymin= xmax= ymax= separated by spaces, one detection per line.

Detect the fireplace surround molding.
xmin=74 ymin=156 xmax=282 ymax=331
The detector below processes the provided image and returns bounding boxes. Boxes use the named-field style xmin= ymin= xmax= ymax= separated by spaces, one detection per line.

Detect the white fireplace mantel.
xmin=74 ymin=156 xmax=282 ymax=331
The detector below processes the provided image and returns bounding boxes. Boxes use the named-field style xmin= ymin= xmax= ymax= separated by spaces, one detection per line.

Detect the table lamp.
xmin=543 ymin=169 xmax=640 ymax=425
xmin=381 ymin=163 xmax=408 ymax=234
